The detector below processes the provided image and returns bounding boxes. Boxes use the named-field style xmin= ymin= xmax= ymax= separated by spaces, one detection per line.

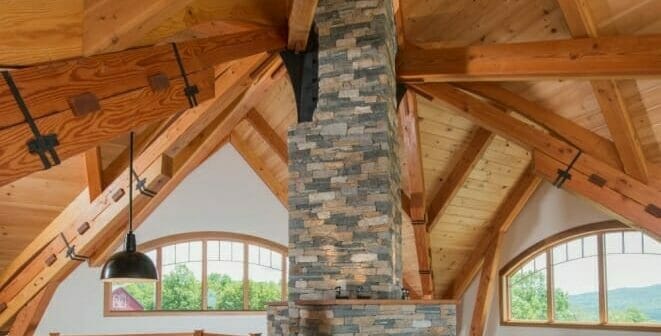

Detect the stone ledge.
xmin=294 ymin=299 xmax=459 ymax=306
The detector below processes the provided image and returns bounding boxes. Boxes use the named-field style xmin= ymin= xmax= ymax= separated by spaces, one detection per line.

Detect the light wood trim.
xmin=287 ymin=0 xmax=318 ymax=52
xmin=398 ymin=34 xmax=661 ymax=82
xmin=546 ymin=249 xmax=554 ymax=322
xmin=499 ymin=221 xmax=660 ymax=331
xmin=104 ymin=231 xmax=287 ymax=315
xmin=245 ymin=108 xmax=288 ymax=164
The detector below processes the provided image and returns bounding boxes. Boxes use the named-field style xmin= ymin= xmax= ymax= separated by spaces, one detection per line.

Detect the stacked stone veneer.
xmin=288 ymin=0 xmax=402 ymax=303
xmin=296 ymin=302 xmax=456 ymax=335
xmin=270 ymin=0 xmax=457 ymax=335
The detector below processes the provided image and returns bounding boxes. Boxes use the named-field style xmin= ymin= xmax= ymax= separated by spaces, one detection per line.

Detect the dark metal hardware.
xmin=280 ymin=24 xmax=319 ymax=123
xmin=45 ymin=254 xmax=57 ymax=266
xmin=148 ymin=72 xmax=170 ymax=92
xmin=68 ymin=92 xmax=101 ymax=117
xmin=2 ymin=71 xmax=61 ymax=170
xmin=588 ymin=174 xmax=607 ymax=187
xmin=77 ymin=222 xmax=90 ymax=235
xmin=645 ymin=204 xmax=661 ymax=218
xmin=112 ymin=188 xmax=125 ymax=202
xmin=553 ymin=150 xmax=582 ymax=188
xmin=60 ymin=232 xmax=89 ymax=262
xmin=171 ymin=43 xmax=199 ymax=108
xmin=132 ymin=169 xmax=157 ymax=198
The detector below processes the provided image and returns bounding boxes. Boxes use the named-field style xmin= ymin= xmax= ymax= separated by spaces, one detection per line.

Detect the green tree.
xmin=510 ymin=271 xmax=549 ymax=320
xmin=123 ymin=283 xmax=155 ymax=310
xmin=249 ymin=280 xmax=282 ymax=310
xmin=609 ymin=307 xmax=650 ymax=323
xmin=161 ymin=264 xmax=201 ymax=310
xmin=207 ymin=273 xmax=244 ymax=310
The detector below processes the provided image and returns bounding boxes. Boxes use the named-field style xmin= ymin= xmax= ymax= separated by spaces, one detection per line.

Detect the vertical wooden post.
xmin=469 ymin=235 xmax=502 ymax=336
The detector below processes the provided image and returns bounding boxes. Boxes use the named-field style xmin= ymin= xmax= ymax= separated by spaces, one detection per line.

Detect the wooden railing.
xmin=49 ymin=331 xmax=262 ymax=336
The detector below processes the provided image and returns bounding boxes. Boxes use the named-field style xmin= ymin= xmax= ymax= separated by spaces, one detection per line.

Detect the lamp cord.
xmin=129 ymin=131 xmax=134 ymax=233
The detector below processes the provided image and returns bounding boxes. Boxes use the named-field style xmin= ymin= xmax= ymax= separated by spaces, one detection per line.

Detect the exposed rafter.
xmin=557 ymin=0 xmax=651 ymax=184
xmin=287 ymin=0 xmax=318 ymax=52
xmin=449 ymin=168 xmax=541 ymax=300
xmin=413 ymin=83 xmax=661 ymax=239
xmin=470 ymin=234 xmax=503 ymax=336
xmin=83 ymin=0 xmax=195 ymax=55
xmin=427 ymin=127 xmax=494 ymax=231
xmin=245 ymin=109 xmax=288 ymax=163
xmin=7 ymin=282 xmax=58 ymax=336
xmin=398 ymin=34 xmax=661 ymax=82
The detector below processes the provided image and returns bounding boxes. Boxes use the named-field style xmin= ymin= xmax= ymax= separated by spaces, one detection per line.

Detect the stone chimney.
xmin=288 ymin=0 xmax=401 ymax=302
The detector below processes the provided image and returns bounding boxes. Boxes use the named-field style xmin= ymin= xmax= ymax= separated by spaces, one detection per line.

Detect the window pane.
xmin=207 ymin=241 xmax=219 ymax=261
xmin=509 ymin=252 xmax=548 ymax=321
xmin=623 ymin=232 xmax=643 ymax=254
xmin=606 ymin=234 xmax=661 ymax=324
xmin=111 ymin=282 xmax=156 ymax=311
xmin=249 ymin=245 xmax=282 ymax=310
xmin=161 ymin=242 xmax=203 ymax=310
xmin=605 ymin=232 xmax=622 ymax=254
xmin=553 ymin=237 xmax=599 ymax=322
xmin=207 ymin=241 xmax=244 ymax=310
xmin=553 ymin=244 xmax=567 ymax=264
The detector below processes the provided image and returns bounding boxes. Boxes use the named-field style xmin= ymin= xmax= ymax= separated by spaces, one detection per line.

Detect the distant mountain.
xmin=568 ymin=284 xmax=661 ymax=321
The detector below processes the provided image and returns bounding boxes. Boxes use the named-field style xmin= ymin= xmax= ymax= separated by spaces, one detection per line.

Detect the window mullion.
xmin=244 ymin=243 xmax=250 ymax=310
xmin=546 ymin=251 xmax=554 ymax=323
xmin=156 ymin=247 xmax=162 ymax=310
xmin=597 ymin=233 xmax=608 ymax=325
xmin=202 ymin=240 xmax=208 ymax=311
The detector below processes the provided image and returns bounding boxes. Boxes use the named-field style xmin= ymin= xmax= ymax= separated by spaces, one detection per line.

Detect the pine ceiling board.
xmin=255 ymin=76 xmax=296 ymax=140
xmin=137 ymin=0 xmax=289 ymax=47
xmin=0 ymin=0 xmax=83 ymax=66
xmin=588 ymin=0 xmax=661 ymax=35
xmin=401 ymin=0 xmax=571 ymax=48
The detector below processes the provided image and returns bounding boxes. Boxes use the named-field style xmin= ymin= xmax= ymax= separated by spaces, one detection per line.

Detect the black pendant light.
xmin=100 ymin=132 xmax=158 ymax=282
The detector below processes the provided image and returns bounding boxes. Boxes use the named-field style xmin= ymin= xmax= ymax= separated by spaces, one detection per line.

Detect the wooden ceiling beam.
xmin=7 ymin=282 xmax=58 ymax=336
xmin=398 ymin=90 xmax=433 ymax=298
xmin=449 ymin=168 xmax=541 ymax=300
xmin=0 ymin=29 xmax=285 ymax=187
xmin=397 ymin=34 xmax=661 ymax=82
xmin=469 ymin=234 xmax=503 ymax=336
xmin=83 ymin=0 xmax=196 ymax=55
xmin=413 ymin=83 xmax=661 ymax=238
xmin=84 ymin=147 xmax=104 ymax=202
xmin=0 ymin=55 xmax=274 ymax=325
xmin=558 ymin=0 xmax=651 ymax=184
xmin=427 ymin=127 xmax=494 ymax=231
xmin=245 ymin=109 xmax=288 ymax=163
xmin=287 ymin=0 xmax=318 ymax=52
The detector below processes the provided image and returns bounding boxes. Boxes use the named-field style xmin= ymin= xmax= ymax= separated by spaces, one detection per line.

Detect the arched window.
xmin=104 ymin=232 xmax=287 ymax=315
xmin=501 ymin=221 xmax=660 ymax=331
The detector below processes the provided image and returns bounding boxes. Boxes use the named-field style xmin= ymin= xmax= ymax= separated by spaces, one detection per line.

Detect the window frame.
xmin=104 ymin=231 xmax=287 ymax=316
xmin=500 ymin=221 xmax=661 ymax=332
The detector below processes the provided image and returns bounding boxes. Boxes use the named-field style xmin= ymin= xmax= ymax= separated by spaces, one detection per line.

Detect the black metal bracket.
xmin=132 ymin=169 xmax=157 ymax=198
xmin=2 ymin=71 xmax=61 ymax=170
xmin=280 ymin=24 xmax=319 ymax=123
xmin=396 ymin=83 xmax=408 ymax=109
xmin=171 ymin=43 xmax=199 ymax=108
xmin=60 ymin=232 xmax=89 ymax=262
xmin=553 ymin=149 xmax=582 ymax=188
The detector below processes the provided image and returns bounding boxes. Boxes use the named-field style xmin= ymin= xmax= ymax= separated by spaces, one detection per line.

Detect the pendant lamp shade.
xmin=100 ymin=132 xmax=158 ymax=283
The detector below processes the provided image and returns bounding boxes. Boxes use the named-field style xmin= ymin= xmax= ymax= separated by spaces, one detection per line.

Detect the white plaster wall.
xmin=458 ymin=182 xmax=659 ymax=336
xmin=36 ymin=145 xmax=288 ymax=336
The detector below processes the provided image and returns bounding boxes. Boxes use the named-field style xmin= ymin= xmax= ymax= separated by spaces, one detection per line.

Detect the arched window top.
xmin=105 ymin=232 xmax=287 ymax=316
xmin=501 ymin=221 xmax=661 ymax=332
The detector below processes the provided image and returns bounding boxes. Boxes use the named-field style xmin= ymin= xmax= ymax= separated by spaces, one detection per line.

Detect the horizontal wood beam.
xmin=287 ymin=0 xmax=318 ymax=52
xmin=398 ymin=34 xmax=661 ymax=82
xmin=427 ymin=127 xmax=494 ymax=230
xmin=414 ymin=83 xmax=661 ymax=239
xmin=0 ymin=29 xmax=285 ymax=187
xmin=449 ymin=168 xmax=541 ymax=300
xmin=83 ymin=0 xmax=196 ymax=55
